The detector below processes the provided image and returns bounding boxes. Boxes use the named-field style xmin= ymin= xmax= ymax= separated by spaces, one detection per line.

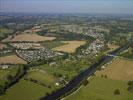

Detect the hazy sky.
xmin=1 ymin=0 xmax=133 ymax=14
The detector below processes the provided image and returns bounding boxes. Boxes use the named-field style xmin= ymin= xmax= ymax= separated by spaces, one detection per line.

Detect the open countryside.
xmin=53 ymin=41 xmax=86 ymax=53
xmin=96 ymin=58 xmax=133 ymax=81
xmin=0 ymin=1 xmax=133 ymax=99
xmin=0 ymin=79 xmax=49 ymax=100
xmin=2 ymin=33 xmax=56 ymax=42
xmin=65 ymin=76 xmax=133 ymax=100
xmin=0 ymin=54 xmax=27 ymax=64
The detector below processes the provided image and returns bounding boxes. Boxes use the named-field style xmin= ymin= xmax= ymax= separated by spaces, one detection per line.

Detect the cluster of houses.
xmin=10 ymin=43 xmax=43 ymax=49
xmin=0 ymin=50 xmax=12 ymax=56
xmin=15 ymin=48 xmax=63 ymax=62
xmin=83 ymin=39 xmax=104 ymax=55
xmin=0 ymin=65 xmax=9 ymax=69
xmin=24 ymin=25 xmax=42 ymax=33
xmin=85 ymin=31 xmax=104 ymax=38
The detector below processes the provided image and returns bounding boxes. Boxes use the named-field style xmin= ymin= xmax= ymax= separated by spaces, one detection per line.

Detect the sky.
xmin=0 ymin=0 xmax=133 ymax=14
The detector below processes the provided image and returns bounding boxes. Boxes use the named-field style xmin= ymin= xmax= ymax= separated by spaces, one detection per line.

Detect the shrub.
xmin=82 ymin=79 xmax=89 ymax=86
xmin=127 ymin=81 xmax=133 ymax=92
xmin=114 ymin=89 xmax=120 ymax=95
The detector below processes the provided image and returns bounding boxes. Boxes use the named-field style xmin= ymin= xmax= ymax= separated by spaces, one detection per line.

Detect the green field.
xmin=0 ymin=27 xmax=13 ymax=40
xmin=120 ymin=47 xmax=133 ymax=59
xmin=26 ymin=70 xmax=56 ymax=86
xmin=41 ymin=40 xmax=66 ymax=49
xmin=0 ymin=66 xmax=19 ymax=86
xmin=65 ymin=76 xmax=133 ymax=100
xmin=36 ymin=59 xmax=91 ymax=80
xmin=0 ymin=79 xmax=49 ymax=100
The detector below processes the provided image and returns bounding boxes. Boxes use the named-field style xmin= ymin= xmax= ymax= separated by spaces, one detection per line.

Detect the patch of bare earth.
xmin=0 ymin=54 xmax=27 ymax=64
xmin=96 ymin=58 xmax=133 ymax=81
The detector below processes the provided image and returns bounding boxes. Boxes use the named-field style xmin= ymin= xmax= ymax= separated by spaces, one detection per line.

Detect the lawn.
xmin=0 ymin=79 xmax=50 ymax=100
xmin=65 ymin=76 xmax=133 ymax=100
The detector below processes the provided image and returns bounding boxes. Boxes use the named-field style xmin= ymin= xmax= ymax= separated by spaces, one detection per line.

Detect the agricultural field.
xmin=36 ymin=59 xmax=91 ymax=80
xmin=26 ymin=70 xmax=56 ymax=87
xmin=0 ymin=79 xmax=50 ymax=100
xmin=0 ymin=70 xmax=9 ymax=86
xmin=52 ymin=41 xmax=86 ymax=53
xmin=2 ymin=33 xmax=56 ymax=42
xmin=65 ymin=76 xmax=133 ymax=100
xmin=96 ymin=58 xmax=133 ymax=81
xmin=41 ymin=40 xmax=67 ymax=49
xmin=0 ymin=66 xmax=21 ymax=88
xmin=0 ymin=28 xmax=13 ymax=40
xmin=0 ymin=54 xmax=27 ymax=64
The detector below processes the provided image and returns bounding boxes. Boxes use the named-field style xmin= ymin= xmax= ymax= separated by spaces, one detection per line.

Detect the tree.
xmin=114 ymin=89 xmax=120 ymax=95
xmin=127 ymin=81 xmax=133 ymax=92
xmin=105 ymin=75 xmax=108 ymax=78
xmin=82 ymin=79 xmax=89 ymax=86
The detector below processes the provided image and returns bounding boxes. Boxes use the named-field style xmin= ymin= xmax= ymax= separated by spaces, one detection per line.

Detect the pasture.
xmin=65 ymin=76 xmax=133 ymax=100
xmin=96 ymin=58 xmax=133 ymax=81
xmin=26 ymin=70 xmax=56 ymax=86
xmin=0 ymin=54 xmax=27 ymax=64
xmin=52 ymin=41 xmax=86 ymax=53
xmin=0 ymin=79 xmax=50 ymax=100
xmin=41 ymin=40 xmax=66 ymax=49
xmin=0 ymin=28 xmax=13 ymax=39
xmin=0 ymin=66 xmax=20 ymax=87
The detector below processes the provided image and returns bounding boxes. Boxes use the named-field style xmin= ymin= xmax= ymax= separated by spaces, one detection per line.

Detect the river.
xmin=40 ymin=44 xmax=129 ymax=100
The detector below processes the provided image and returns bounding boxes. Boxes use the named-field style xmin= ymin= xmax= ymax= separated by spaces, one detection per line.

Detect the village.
xmin=15 ymin=48 xmax=63 ymax=62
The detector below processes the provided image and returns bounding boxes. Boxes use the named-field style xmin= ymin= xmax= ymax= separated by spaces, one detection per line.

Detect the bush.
xmin=127 ymin=81 xmax=133 ymax=86
xmin=114 ymin=89 xmax=120 ymax=95
xmin=127 ymin=86 xmax=133 ymax=92
xmin=127 ymin=81 xmax=133 ymax=92
xmin=105 ymin=75 xmax=108 ymax=78
xmin=82 ymin=79 xmax=89 ymax=86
